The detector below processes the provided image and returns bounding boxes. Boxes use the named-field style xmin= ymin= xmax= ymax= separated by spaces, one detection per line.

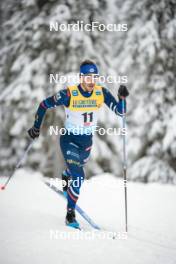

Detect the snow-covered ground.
xmin=0 ymin=169 xmax=176 ymax=264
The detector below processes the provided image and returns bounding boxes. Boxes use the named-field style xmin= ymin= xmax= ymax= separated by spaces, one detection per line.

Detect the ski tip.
xmin=94 ymin=226 xmax=101 ymax=230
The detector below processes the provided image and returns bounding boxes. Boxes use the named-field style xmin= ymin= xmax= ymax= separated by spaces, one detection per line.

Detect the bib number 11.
xmin=82 ymin=112 xmax=93 ymax=123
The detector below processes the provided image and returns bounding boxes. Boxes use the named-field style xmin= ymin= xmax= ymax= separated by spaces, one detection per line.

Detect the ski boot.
xmin=65 ymin=208 xmax=80 ymax=229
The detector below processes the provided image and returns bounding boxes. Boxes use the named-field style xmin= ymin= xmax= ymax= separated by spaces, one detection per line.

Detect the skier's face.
xmin=80 ymin=74 xmax=99 ymax=92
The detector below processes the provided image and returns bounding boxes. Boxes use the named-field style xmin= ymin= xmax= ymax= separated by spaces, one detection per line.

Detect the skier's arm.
xmin=102 ymin=86 xmax=129 ymax=116
xmin=28 ymin=89 xmax=70 ymax=139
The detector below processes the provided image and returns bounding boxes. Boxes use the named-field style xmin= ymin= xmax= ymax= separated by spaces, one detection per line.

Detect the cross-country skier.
xmin=28 ymin=60 xmax=129 ymax=229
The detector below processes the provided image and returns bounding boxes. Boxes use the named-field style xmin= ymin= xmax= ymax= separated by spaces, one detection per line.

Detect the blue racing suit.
xmin=33 ymin=84 xmax=126 ymax=209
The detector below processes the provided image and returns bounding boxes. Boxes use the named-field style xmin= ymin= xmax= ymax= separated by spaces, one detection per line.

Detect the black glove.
xmin=28 ymin=126 xmax=40 ymax=139
xmin=118 ymin=85 xmax=129 ymax=99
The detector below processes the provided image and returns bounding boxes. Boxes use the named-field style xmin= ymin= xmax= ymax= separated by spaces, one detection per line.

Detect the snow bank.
xmin=0 ymin=169 xmax=176 ymax=264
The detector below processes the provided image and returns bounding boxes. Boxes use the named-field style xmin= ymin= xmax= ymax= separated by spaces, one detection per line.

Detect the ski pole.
xmin=122 ymin=98 xmax=128 ymax=233
xmin=0 ymin=139 xmax=35 ymax=190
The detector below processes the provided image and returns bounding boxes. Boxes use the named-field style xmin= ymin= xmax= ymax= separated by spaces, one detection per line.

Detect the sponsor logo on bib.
xmin=72 ymin=99 xmax=97 ymax=108
xmin=72 ymin=90 xmax=78 ymax=96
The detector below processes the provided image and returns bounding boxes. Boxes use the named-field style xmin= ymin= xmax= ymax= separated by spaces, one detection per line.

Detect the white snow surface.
xmin=0 ymin=169 xmax=176 ymax=264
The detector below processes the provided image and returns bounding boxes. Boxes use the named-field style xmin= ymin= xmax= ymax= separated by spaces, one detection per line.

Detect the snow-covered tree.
xmin=0 ymin=0 xmax=122 ymax=178
xmin=112 ymin=0 xmax=176 ymax=183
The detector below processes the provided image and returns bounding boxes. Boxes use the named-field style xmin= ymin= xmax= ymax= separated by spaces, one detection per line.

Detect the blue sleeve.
xmin=34 ymin=89 xmax=70 ymax=129
xmin=102 ymin=87 xmax=126 ymax=116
